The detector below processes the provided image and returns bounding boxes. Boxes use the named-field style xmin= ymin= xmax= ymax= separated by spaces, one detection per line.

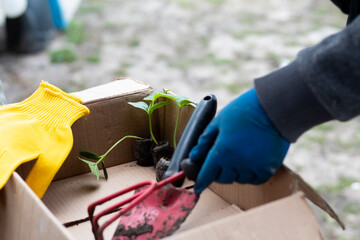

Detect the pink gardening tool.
xmin=88 ymin=94 xmax=217 ymax=240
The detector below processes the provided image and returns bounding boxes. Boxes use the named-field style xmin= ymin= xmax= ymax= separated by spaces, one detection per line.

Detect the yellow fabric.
xmin=24 ymin=81 xmax=83 ymax=104
xmin=0 ymin=82 xmax=89 ymax=198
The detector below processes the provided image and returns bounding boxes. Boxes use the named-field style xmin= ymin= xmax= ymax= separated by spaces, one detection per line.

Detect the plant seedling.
xmin=128 ymin=91 xmax=171 ymax=145
xmin=78 ymin=135 xmax=143 ymax=180
xmin=143 ymin=91 xmax=195 ymax=149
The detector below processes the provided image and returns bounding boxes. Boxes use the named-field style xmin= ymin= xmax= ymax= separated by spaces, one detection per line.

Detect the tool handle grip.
xmin=180 ymin=158 xmax=202 ymax=182
xmin=163 ymin=94 xmax=217 ymax=186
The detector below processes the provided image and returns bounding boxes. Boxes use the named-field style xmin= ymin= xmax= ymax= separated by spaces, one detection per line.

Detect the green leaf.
xmin=156 ymin=92 xmax=178 ymax=102
xmin=154 ymin=93 xmax=194 ymax=108
xmin=178 ymin=99 xmax=194 ymax=108
xmin=78 ymin=157 xmax=96 ymax=164
xmin=128 ymin=101 xmax=149 ymax=113
xmin=174 ymin=95 xmax=188 ymax=101
xmin=145 ymin=91 xmax=178 ymax=105
xmin=78 ymin=157 xmax=101 ymax=180
xmin=101 ymin=161 xmax=108 ymax=180
xmin=143 ymin=91 xmax=164 ymax=102
xmin=79 ymin=151 xmax=102 ymax=160
xmin=144 ymin=91 xmax=195 ymax=109
xmin=148 ymin=101 xmax=171 ymax=115
xmin=89 ymin=164 xmax=101 ymax=180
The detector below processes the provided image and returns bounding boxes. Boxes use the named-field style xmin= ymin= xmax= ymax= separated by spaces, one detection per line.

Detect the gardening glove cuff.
xmin=254 ymin=61 xmax=334 ymax=142
xmin=23 ymin=80 xmax=82 ymax=104
xmin=18 ymin=82 xmax=89 ymax=128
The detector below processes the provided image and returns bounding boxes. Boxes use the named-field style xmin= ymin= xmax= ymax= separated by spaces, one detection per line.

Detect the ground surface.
xmin=0 ymin=0 xmax=359 ymax=239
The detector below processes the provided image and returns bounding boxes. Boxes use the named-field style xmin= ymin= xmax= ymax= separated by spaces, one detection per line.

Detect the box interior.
xmin=42 ymin=162 xmax=243 ymax=239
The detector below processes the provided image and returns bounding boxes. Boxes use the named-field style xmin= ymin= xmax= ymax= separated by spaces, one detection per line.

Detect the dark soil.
xmin=134 ymin=138 xmax=155 ymax=166
xmin=155 ymin=157 xmax=171 ymax=182
xmin=114 ymin=223 xmax=153 ymax=238
xmin=152 ymin=141 xmax=174 ymax=166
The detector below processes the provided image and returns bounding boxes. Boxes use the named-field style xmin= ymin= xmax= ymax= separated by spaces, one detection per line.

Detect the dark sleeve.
xmin=330 ymin=0 xmax=350 ymax=14
xmin=330 ymin=0 xmax=360 ymax=24
xmin=254 ymin=15 xmax=360 ymax=142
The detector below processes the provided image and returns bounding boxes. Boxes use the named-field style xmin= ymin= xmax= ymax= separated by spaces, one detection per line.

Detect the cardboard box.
xmin=0 ymin=78 xmax=344 ymax=240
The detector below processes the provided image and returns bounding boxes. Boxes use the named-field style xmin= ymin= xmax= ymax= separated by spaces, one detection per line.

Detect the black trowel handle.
xmin=180 ymin=158 xmax=201 ymax=182
xmin=163 ymin=94 xmax=217 ymax=187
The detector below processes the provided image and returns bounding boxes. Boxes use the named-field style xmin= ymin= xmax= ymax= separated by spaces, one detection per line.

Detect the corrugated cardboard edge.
xmin=78 ymin=78 xmax=153 ymax=104
xmin=285 ymin=165 xmax=346 ymax=230
xmin=209 ymin=166 xmax=296 ymax=209
xmin=167 ymin=192 xmax=323 ymax=240
xmin=0 ymin=172 xmax=74 ymax=240
xmin=209 ymin=165 xmax=345 ymax=230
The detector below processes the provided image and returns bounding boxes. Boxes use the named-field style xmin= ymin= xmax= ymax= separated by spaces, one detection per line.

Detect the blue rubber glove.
xmin=190 ymin=88 xmax=290 ymax=194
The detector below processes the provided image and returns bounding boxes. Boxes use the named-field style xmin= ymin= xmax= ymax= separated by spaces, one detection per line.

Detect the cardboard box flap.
xmin=209 ymin=166 xmax=296 ymax=209
xmin=167 ymin=192 xmax=322 ymax=240
xmin=287 ymin=165 xmax=345 ymax=230
xmin=209 ymin=166 xmax=344 ymax=230
xmin=73 ymin=77 xmax=152 ymax=103
xmin=0 ymin=172 xmax=74 ymax=240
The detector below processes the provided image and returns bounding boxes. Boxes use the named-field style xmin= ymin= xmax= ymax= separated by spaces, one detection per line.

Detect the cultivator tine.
xmin=89 ymin=180 xmax=154 ymax=240
xmin=88 ymin=172 xmax=191 ymax=240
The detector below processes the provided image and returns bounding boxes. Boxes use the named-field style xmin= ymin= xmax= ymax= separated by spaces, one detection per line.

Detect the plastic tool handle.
xmin=180 ymin=158 xmax=201 ymax=182
xmin=163 ymin=94 xmax=217 ymax=187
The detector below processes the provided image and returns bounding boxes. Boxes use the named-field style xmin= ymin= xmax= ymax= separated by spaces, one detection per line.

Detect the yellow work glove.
xmin=0 ymin=81 xmax=90 ymax=198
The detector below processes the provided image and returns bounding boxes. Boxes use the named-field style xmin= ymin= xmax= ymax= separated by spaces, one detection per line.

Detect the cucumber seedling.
xmin=130 ymin=90 xmax=195 ymax=148
xmin=78 ymin=135 xmax=143 ymax=180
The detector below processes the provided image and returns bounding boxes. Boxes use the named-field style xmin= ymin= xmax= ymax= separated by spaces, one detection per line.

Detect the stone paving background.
xmin=0 ymin=0 xmax=359 ymax=239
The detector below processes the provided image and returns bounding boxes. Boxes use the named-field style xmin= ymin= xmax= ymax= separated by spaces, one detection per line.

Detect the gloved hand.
xmin=189 ymin=88 xmax=290 ymax=194
xmin=0 ymin=81 xmax=89 ymax=198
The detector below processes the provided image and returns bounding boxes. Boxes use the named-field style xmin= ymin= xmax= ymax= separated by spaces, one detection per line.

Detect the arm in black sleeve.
xmin=330 ymin=0 xmax=360 ymax=24
xmin=254 ymin=15 xmax=360 ymax=142
xmin=330 ymin=0 xmax=350 ymax=14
